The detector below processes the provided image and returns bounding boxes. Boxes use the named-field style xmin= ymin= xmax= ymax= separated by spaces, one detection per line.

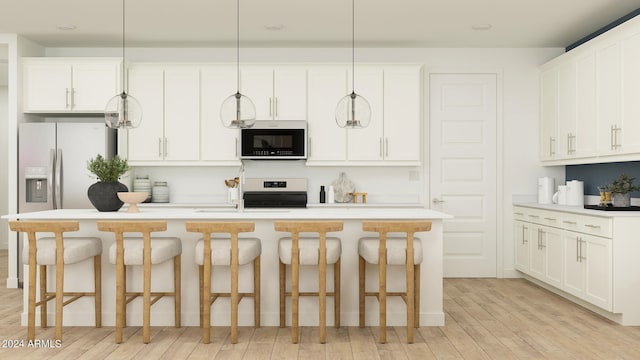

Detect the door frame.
xmin=423 ymin=68 xmax=505 ymax=278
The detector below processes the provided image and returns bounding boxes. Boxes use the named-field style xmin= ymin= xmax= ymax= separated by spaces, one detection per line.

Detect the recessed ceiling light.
xmin=264 ymin=24 xmax=285 ymax=31
xmin=472 ymin=24 xmax=492 ymax=31
xmin=57 ymin=24 xmax=77 ymax=31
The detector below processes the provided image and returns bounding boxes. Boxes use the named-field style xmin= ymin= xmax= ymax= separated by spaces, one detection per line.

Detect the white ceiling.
xmin=0 ymin=0 xmax=638 ymax=48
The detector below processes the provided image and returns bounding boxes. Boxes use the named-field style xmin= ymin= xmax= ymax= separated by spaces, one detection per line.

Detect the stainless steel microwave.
xmin=240 ymin=120 xmax=307 ymax=160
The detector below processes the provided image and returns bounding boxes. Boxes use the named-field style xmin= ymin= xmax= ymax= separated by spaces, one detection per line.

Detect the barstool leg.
xmin=115 ymin=260 xmax=124 ymax=343
xmin=39 ymin=265 xmax=47 ymax=329
xmin=334 ymin=258 xmax=341 ymax=328
xmin=406 ymin=258 xmax=414 ymax=344
xmin=198 ymin=265 xmax=204 ymax=328
xmin=414 ymin=264 xmax=420 ymax=328
xmin=28 ymin=252 xmax=37 ymax=341
xmin=254 ymin=256 xmax=261 ymax=328
xmin=55 ymin=249 xmax=64 ymax=341
xmin=122 ymin=265 xmax=127 ymax=329
xmin=319 ymin=248 xmax=327 ymax=344
xmin=94 ymin=255 xmax=102 ymax=328
xmin=143 ymin=249 xmax=151 ymax=344
xmin=358 ymin=256 xmax=365 ymax=328
xmin=291 ymin=249 xmax=299 ymax=344
xmin=174 ymin=255 xmax=181 ymax=328
xmin=231 ymin=258 xmax=239 ymax=344
xmin=279 ymin=261 xmax=285 ymax=328
xmin=379 ymin=255 xmax=387 ymax=344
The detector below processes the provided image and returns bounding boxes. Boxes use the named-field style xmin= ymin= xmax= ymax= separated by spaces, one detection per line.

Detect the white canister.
xmin=227 ymin=188 xmax=239 ymax=204
xmin=151 ymin=181 xmax=170 ymax=203
xmin=538 ymin=177 xmax=555 ymax=204
xmin=566 ymin=180 xmax=584 ymax=206
xmin=553 ymin=185 xmax=567 ymax=205
xmin=133 ymin=175 xmax=152 ymax=202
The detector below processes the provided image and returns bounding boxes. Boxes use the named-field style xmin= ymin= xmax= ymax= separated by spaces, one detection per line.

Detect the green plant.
xmin=606 ymin=173 xmax=640 ymax=194
xmin=87 ymin=154 xmax=129 ymax=183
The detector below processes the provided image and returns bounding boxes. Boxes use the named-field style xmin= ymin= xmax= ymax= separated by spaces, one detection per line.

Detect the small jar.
xmin=151 ymin=181 xmax=170 ymax=203
xmin=133 ymin=175 xmax=152 ymax=202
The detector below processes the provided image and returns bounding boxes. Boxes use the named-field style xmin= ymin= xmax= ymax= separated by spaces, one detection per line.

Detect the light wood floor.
xmin=1 ymin=250 xmax=639 ymax=359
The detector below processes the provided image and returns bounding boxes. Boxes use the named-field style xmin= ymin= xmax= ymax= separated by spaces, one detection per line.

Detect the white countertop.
xmin=2 ymin=206 xmax=452 ymax=221
xmin=514 ymin=203 xmax=640 ymax=217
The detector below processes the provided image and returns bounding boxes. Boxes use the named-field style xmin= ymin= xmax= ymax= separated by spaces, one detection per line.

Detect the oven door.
xmin=241 ymin=128 xmax=306 ymax=159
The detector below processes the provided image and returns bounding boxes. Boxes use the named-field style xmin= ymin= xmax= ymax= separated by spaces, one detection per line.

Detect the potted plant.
xmin=606 ymin=173 xmax=640 ymax=207
xmin=87 ymin=154 xmax=129 ymax=211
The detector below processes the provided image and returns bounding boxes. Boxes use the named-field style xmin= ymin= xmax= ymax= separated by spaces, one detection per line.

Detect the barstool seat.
xmin=278 ymin=237 xmax=341 ymax=265
xmin=23 ymin=237 xmax=102 ymax=265
xmin=108 ymin=237 xmax=181 ymax=265
xmin=186 ymin=221 xmax=260 ymax=344
xmin=9 ymin=220 xmax=102 ymax=342
xmin=358 ymin=237 xmax=422 ymax=265
xmin=195 ymin=237 xmax=261 ymax=266
xmin=97 ymin=220 xmax=182 ymax=344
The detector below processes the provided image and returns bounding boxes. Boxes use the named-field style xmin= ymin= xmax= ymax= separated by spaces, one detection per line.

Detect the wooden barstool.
xmin=9 ymin=220 xmax=102 ymax=341
xmin=358 ymin=220 xmax=432 ymax=343
xmin=275 ymin=220 xmax=343 ymax=344
xmin=186 ymin=221 xmax=261 ymax=344
xmin=97 ymin=220 xmax=181 ymax=344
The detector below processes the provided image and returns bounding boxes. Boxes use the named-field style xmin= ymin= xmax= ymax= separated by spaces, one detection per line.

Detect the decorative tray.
xmin=584 ymin=205 xmax=640 ymax=211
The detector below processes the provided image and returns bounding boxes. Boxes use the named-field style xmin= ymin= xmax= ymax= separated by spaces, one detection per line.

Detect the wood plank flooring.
xmin=1 ymin=250 xmax=639 ymax=359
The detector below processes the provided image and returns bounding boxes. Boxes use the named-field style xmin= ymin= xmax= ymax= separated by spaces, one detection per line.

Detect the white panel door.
xmin=430 ymin=73 xmax=497 ymax=277
xmin=596 ymin=41 xmax=622 ymax=155
xmin=127 ymin=67 xmax=164 ymax=161
xmin=163 ymin=68 xmax=200 ymax=161
xmin=241 ymin=66 xmax=274 ymax=120
xmin=274 ymin=67 xmax=307 ymax=120
xmin=72 ymin=61 xmax=120 ymax=112
xmin=23 ymin=62 xmax=71 ymax=111
xmin=384 ymin=66 xmax=421 ymax=161
xmin=347 ymin=67 xmax=384 ymax=161
xmin=201 ymin=66 xmax=240 ymax=162
xmin=621 ymin=29 xmax=640 ymax=154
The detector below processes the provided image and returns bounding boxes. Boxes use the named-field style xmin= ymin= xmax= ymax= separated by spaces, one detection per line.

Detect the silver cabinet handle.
xmin=563 ymin=220 xmax=577 ymax=225
xmin=432 ymin=198 xmax=445 ymax=204
xmin=537 ymin=228 xmax=541 ymax=250
xmin=544 ymin=217 xmax=556 ymax=221
xmin=164 ymin=138 xmax=168 ymax=157
xmin=522 ymin=225 xmax=527 ymax=244
xmin=385 ymin=138 xmax=389 ymax=157
xmin=580 ymin=239 xmax=586 ymax=262
xmin=549 ymin=137 xmax=555 ymax=156
xmin=611 ymin=125 xmax=616 ymax=150
xmin=567 ymin=133 xmax=571 ymax=155
xmin=379 ymin=138 xmax=383 ymax=158
xmin=70 ymin=88 xmax=75 ymax=108
xmin=528 ymin=214 xmax=539 ymax=218
xmin=158 ymin=138 xmax=162 ymax=157
xmin=584 ymin=224 xmax=601 ymax=229
xmin=235 ymin=138 xmax=238 ymax=157
xmin=514 ymin=212 xmax=524 ymax=216
xmin=275 ymin=97 xmax=278 ymax=118
xmin=65 ymin=88 xmax=70 ymax=108
xmin=614 ymin=126 xmax=621 ymax=149
xmin=308 ymin=137 xmax=311 ymax=158
xmin=269 ymin=97 xmax=272 ymax=117
xmin=576 ymin=236 xmax=580 ymax=262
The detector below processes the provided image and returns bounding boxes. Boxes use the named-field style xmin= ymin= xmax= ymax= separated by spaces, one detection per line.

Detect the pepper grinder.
xmin=319 ymin=185 xmax=326 ymax=203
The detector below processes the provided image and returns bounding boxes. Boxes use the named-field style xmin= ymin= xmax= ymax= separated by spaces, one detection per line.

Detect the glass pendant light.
xmin=336 ymin=0 xmax=371 ymax=129
xmin=105 ymin=0 xmax=142 ymax=129
xmin=220 ymin=0 xmax=256 ymax=129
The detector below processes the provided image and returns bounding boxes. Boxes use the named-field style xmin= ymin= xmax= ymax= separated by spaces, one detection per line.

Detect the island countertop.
xmin=3 ymin=207 xmax=450 ymax=329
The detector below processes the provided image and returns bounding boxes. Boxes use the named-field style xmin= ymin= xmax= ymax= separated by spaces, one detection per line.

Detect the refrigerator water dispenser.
xmin=25 ymin=167 xmax=48 ymax=203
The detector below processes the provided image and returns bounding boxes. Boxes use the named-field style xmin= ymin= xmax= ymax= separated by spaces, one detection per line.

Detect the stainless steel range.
xmin=243 ymin=178 xmax=307 ymax=208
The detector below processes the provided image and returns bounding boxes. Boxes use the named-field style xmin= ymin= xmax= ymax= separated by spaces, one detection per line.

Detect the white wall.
xmin=0 ymin=86 xmax=7 ymax=249
xmin=41 ymin=46 xmax=566 ymax=276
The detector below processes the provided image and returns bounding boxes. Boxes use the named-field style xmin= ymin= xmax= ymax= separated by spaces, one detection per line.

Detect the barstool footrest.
xmin=285 ymin=292 xmax=337 ymax=297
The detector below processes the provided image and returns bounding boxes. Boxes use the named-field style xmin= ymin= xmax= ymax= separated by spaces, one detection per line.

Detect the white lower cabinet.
xmin=514 ymin=206 xmax=621 ymax=318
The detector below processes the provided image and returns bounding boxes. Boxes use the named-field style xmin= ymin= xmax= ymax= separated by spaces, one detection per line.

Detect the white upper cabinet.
xmin=201 ymin=66 xmax=241 ymax=163
xmin=241 ymin=66 xmax=307 ymax=121
xmin=126 ymin=66 xmax=200 ymax=163
xmin=306 ymin=65 xmax=348 ymax=162
xmin=541 ymin=16 xmax=640 ymax=164
xmin=346 ymin=65 xmax=422 ymax=165
xmin=23 ymin=58 xmax=121 ymax=113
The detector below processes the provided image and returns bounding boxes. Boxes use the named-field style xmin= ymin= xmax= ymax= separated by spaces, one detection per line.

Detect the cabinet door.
xmin=621 ymin=29 xmax=640 ymax=154
xmin=583 ymin=234 xmax=612 ymax=311
xmin=543 ymin=226 xmax=563 ymax=289
xmin=274 ymin=67 xmax=307 ymax=120
xmin=540 ymin=68 xmax=558 ymax=161
xmin=528 ymin=225 xmax=545 ymax=281
xmin=574 ymin=53 xmax=597 ymax=158
xmin=562 ymin=231 xmax=585 ymax=298
xmin=241 ymin=66 xmax=274 ymax=120
xmin=201 ymin=66 xmax=240 ymax=162
xmin=164 ymin=68 xmax=200 ymax=161
xmin=23 ymin=62 xmax=71 ymax=112
xmin=306 ymin=66 xmax=348 ymax=161
xmin=556 ymin=61 xmax=576 ymax=159
xmin=596 ymin=41 xmax=622 ymax=155
xmin=384 ymin=66 xmax=421 ymax=162
xmin=127 ymin=68 xmax=164 ymax=161
xmin=514 ymin=221 xmax=530 ymax=272
xmin=71 ymin=61 xmax=121 ymax=112
xmin=347 ymin=67 xmax=384 ymax=161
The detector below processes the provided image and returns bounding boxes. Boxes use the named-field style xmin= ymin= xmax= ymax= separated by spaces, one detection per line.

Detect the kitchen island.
xmin=3 ymin=207 xmax=451 ymax=328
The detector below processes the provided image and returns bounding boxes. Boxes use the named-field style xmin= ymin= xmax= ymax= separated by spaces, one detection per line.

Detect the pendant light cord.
xmin=121 ymin=0 xmax=126 ymax=94
xmin=352 ymin=0 xmax=355 ymax=94
xmin=236 ymin=0 xmax=240 ymax=93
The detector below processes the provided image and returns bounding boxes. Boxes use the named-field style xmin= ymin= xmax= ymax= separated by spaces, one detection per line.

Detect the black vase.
xmin=87 ymin=181 xmax=128 ymax=212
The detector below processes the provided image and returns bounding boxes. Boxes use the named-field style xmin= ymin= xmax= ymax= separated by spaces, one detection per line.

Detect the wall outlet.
xmin=409 ymin=170 xmax=420 ymax=181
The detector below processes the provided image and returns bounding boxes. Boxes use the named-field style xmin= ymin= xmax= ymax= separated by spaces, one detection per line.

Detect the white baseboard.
xmin=6 ymin=277 xmax=19 ymax=289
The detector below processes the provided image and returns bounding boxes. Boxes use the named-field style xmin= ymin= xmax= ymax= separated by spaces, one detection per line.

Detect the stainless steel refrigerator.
xmin=16 ymin=121 xmax=116 ymax=285
xmin=19 ymin=121 xmax=116 ymax=212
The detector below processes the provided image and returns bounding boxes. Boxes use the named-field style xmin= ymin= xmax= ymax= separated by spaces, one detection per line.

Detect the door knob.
xmin=432 ymin=198 xmax=445 ymax=204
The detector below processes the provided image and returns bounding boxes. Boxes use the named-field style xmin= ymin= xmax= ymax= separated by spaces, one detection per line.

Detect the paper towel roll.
xmin=566 ymin=180 xmax=584 ymax=206
xmin=538 ymin=177 xmax=555 ymax=204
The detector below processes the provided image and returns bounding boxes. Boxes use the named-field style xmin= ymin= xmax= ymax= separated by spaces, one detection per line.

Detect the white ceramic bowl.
xmin=117 ymin=191 xmax=149 ymax=213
